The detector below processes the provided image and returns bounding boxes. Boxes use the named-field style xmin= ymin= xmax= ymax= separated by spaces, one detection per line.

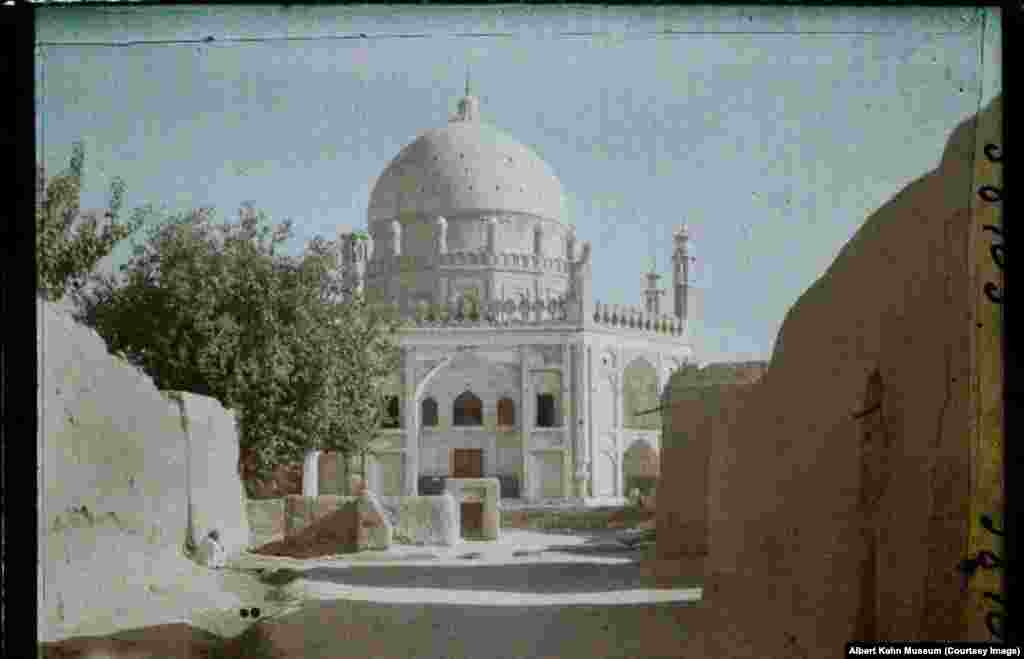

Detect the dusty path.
xmin=42 ymin=529 xmax=702 ymax=658
xmin=243 ymin=597 xmax=699 ymax=659
xmin=217 ymin=529 xmax=702 ymax=658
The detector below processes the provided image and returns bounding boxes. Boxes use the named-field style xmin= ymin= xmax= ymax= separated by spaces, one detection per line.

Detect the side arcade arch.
xmin=623 ymin=356 xmax=660 ymax=431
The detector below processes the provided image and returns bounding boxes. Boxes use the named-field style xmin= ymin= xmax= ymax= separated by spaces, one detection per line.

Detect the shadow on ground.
xmin=40 ymin=598 xmax=702 ymax=659
xmin=504 ymin=527 xmax=628 ymax=542
xmin=219 ymin=598 xmax=699 ymax=659
xmin=541 ymin=542 xmax=644 ymax=557
xmin=298 ymin=560 xmax=680 ymax=593
xmin=504 ymin=526 xmax=654 ymax=557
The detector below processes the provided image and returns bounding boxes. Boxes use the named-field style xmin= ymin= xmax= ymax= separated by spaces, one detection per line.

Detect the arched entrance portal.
xmin=623 ymin=438 xmax=659 ymax=498
xmin=412 ymin=350 xmax=524 ymax=496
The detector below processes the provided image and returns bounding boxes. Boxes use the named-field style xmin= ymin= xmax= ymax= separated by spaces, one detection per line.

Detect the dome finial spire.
xmin=649 ymin=225 xmax=657 ymax=272
xmin=450 ymin=68 xmax=481 ymax=123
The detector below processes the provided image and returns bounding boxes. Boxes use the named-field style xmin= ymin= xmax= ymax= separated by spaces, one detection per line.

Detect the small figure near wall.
xmin=196 ymin=529 xmax=226 ymax=569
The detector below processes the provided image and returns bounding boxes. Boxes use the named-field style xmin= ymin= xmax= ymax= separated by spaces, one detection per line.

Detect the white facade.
xmin=342 ymin=86 xmax=696 ymax=502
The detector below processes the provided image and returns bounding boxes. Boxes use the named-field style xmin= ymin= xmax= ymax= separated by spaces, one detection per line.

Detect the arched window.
xmin=536 ymin=393 xmax=557 ymax=428
xmin=421 ymin=397 xmax=439 ymax=427
xmin=382 ymin=395 xmax=400 ymax=429
xmin=623 ymin=439 xmax=660 ymax=498
xmin=623 ymin=357 xmax=660 ymax=430
xmin=453 ymin=391 xmax=483 ymax=427
xmin=497 ymin=397 xmax=516 ymax=427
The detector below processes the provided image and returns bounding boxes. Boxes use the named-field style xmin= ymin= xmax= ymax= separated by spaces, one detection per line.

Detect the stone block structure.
xmin=445 ymin=477 xmax=501 ymax=540
xmin=247 ymin=498 xmax=286 ymax=547
xmin=356 ymin=491 xmax=393 ymax=551
xmin=392 ymin=494 xmax=460 ymax=546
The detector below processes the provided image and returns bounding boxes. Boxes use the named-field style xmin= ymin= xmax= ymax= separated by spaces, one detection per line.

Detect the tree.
xmin=75 ymin=204 xmax=402 ymax=491
xmin=36 ymin=141 xmax=147 ymax=302
xmin=291 ymin=235 xmax=402 ymax=489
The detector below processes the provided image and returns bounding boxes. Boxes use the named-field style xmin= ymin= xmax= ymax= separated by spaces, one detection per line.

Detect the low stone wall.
xmin=657 ymin=378 xmax=759 ymax=561
xmin=390 ymin=495 xmax=459 ymax=546
xmin=271 ymin=494 xmax=463 ymax=548
xmin=247 ymin=498 xmax=285 ymax=547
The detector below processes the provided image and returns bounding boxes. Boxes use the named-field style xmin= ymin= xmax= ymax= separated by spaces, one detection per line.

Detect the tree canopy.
xmin=74 ymin=204 xmax=402 ymax=486
xmin=36 ymin=141 xmax=148 ymax=301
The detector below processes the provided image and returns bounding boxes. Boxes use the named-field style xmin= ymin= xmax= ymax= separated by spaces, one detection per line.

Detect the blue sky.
xmin=36 ymin=6 xmax=1001 ymax=364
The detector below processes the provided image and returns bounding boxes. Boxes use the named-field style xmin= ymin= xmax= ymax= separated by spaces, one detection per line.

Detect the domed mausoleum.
xmin=325 ymin=83 xmax=698 ymax=506
xmin=363 ymin=84 xmax=575 ymax=314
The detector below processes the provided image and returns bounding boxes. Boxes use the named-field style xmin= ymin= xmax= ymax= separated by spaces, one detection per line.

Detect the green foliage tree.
xmin=300 ymin=235 xmax=402 ymax=479
xmin=75 ymin=204 xmax=402 ymax=489
xmin=36 ymin=142 xmax=147 ymax=302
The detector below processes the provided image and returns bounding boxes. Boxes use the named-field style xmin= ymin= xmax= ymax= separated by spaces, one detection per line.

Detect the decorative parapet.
xmin=367 ymin=251 xmax=572 ymax=277
xmin=591 ymin=301 xmax=686 ymax=337
xmin=402 ymin=294 xmax=579 ymax=328
xmin=395 ymin=297 xmax=688 ymax=337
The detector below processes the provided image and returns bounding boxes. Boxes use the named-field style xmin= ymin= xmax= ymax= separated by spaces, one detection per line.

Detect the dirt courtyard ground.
xmin=41 ymin=527 xmax=703 ymax=659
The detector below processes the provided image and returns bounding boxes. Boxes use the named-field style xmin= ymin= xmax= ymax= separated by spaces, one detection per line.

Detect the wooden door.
xmin=453 ymin=449 xmax=483 ymax=478
xmin=461 ymin=502 xmax=484 ymax=537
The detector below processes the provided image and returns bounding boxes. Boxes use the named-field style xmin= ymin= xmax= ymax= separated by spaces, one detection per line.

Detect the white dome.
xmin=367 ymin=96 xmax=565 ymax=225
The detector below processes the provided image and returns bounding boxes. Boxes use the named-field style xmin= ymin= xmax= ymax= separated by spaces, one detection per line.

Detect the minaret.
xmin=339 ymin=230 xmax=371 ymax=298
xmin=390 ymin=220 xmax=402 ymax=257
xmin=672 ymin=224 xmax=694 ymax=320
xmin=642 ymin=256 xmax=665 ymax=315
xmin=486 ymin=217 xmax=499 ymax=255
xmin=574 ymin=241 xmax=593 ymax=322
xmin=435 ymin=216 xmax=448 ymax=256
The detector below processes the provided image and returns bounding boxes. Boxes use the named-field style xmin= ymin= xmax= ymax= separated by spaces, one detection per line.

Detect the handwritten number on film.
xmin=979 ymin=143 xmax=1004 ymax=304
